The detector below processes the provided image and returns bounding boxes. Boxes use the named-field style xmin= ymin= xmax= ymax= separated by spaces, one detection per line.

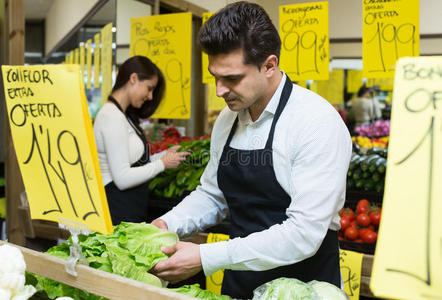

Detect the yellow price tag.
xmin=74 ymin=48 xmax=79 ymax=65
xmin=340 ymin=249 xmax=363 ymax=300
xmin=94 ymin=33 xmax=101 ymax=88
xmin=309 ymin=69 xmax=344 ymax=105
xmin=201 ymin=12 xmax=215 ymax=84
xmin=347 ymin=70 xmax=363 ymax=94
xmin=86 ymin=39 xmax=92 ymax=90
xmin=362 ymin=0 xmax=419 ymax=78
xmin=1 ymin=65 xmax=113 ymax=234
xmin=130 ymin=13 xmax=192 ymax=119
xmin=279 ymin=2 xmax=329 ymax=81
xmin=207 ymin=82 xmax=226 ymax=111
xmin=101 ymin=23 xmax=113 ymax=105
xmin=370 ymin=57 xmax=442 ymax=299
xmin=80 ymin=43 xmax=85 ymax=81
xmin=206 ymin=233 xmax=229 ymax=295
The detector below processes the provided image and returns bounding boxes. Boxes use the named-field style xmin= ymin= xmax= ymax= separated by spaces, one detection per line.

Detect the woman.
xmin=94 ymin=56 xmax=189 ymax=225
xmin=353 ymin=86 xmax=382 ymax=127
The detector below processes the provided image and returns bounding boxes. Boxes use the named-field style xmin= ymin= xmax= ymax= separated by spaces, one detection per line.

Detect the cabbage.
xmin=252 ymin=277 xmax=320 ymax=300
xmin=309 ymin=281 xmax=348 ymax=300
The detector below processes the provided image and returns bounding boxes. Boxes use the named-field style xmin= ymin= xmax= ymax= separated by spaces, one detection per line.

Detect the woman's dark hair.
xmin=357 ymin=86 xmax=372 ymax=98
xmin=198 ymin=1 xmax=281 ymax=69
xmin=112 ymin=55 xmax=165 ymax=131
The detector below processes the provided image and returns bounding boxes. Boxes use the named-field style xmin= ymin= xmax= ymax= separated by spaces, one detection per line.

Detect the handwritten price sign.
xmin=1 ymin=65 xmax=113 ymax=234
xmin=279 ymin=2 xmax=329 ymax=81
xmin=202 ymin=12 xmax=214 ymax=84
xmin=362 ymin=0 xmax=419 ymax=78
xmin=130 ymin=12 xmax=192 ymax=119
xmin=100 ymin=23 xmax=113 ymax=105
xmin=370 ymin=57 xmax=442 ymax=299
xmin=340 ymin=249 xmax=363 ymax=300
xmin=205 ymin=233 xmax=229 ymax=295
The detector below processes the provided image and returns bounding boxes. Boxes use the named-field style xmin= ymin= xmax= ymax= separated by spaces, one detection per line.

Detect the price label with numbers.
xmin=279 ymin=2 xmax=329 ymax=81
xmin=340 ymin=249 xmax=363 ymax=300
xmin=205 ymin=233 xmax=229 ymax=295
xmin=130 ymin=13 xmax=192 ymax=119
xmin=1 ymin=64 xmax=113 ymax=234
xmin=362 ymin=0 xmax=419 ymax=78
xmin=201 ymin=12 xmax=215 ymax=84
xmin=370 ymin=57 xmax=442 ymax=299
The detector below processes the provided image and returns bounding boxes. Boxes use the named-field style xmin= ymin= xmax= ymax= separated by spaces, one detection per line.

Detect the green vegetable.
xmin=31 ymin=222 xmax=179 ymax=299
xmin=252 ymin=277 xmax=319 ymax=300
xmin=149 ymin=138 xmax=211 ymax=198
xmin=170 ymin=284 xmax=231 ymax=300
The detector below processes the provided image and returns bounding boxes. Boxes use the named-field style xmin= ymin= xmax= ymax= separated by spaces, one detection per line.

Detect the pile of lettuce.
xmin=28 ymin=222 xmax=231 ymax=300
xmin=29 ymin=222 xmax=177 ymax=299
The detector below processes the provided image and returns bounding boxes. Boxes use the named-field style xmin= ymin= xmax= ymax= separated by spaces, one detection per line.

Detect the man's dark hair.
xmin=198 ymin=1 xmax=281 ymax=69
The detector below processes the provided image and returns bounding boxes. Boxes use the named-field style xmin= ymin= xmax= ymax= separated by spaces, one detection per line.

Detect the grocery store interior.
xmin=1 ymin=0 xmax=441 ymax=299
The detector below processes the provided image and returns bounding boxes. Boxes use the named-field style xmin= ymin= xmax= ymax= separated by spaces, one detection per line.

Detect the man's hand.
xmin=151 ymin=241 xmax=202 ymax=283
xmin=151 ymin=219 xmax=168 ymax=231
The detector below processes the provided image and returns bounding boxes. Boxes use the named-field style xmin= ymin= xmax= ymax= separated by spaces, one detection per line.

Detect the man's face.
xmin=208 ymin=49 xmax=268 ymax=112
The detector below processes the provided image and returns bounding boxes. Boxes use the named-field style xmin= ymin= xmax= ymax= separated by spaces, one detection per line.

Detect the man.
xmin=152 ymin=2 xmax=352 ymax=298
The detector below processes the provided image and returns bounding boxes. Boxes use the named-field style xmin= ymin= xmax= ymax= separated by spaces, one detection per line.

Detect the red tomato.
xmin=361 ymin=230 xmax=377 ymax=243
xmin=356 ymin=213 xmax=371 ymax=227
xmin=350 ymin=220 xmax=358 ymax=228
xmin=340 ymin=216 xmax=351 ymax=231
xmin=354 ymin=239 xmax=364 ymax=243
xmin=369 ymin=211 xmax=381 ymax=226
xmin=340 ymin=208 xmax=355 ymax=221
xmin=356 ymin=199 xmax=370 ymax=214
xmin=344 ymin=227 xmax=359 ymax=241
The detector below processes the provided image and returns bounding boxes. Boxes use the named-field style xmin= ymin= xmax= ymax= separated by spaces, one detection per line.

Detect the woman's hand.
xmin=161 ymin=147 xmax=190 ymax=169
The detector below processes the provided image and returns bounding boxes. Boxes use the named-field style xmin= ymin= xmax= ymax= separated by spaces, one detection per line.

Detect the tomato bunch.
xmin=150 ymin=126 xmax=211 ymax=154
xmin=338 ymin=199 xmax=381 ymax=244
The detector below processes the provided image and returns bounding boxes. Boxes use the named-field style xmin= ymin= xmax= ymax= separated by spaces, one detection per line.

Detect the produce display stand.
xmin=0 ymin=240 xmax=195 ymax=300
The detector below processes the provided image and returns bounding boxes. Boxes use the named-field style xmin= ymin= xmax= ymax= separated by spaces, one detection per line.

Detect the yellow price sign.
xmin=101 ymin=23 xmax=113 ymax=105
xmin=94 ymin=33 xmax=101 ymax=88
xmin=370 ymin=57 xmax=442 ymax=299
xmin=80 ymin=43 xmax=85 ymax=80
xmin=86 ymin=39 xmax=92 ymax=90
xmin=340 ymin=249 xmax=363 ymax=300
xmin=130 ymin=12 xmax=192 ymax=119
xmin=207 ymin=82 xmax=226 ymax=112
xmin=74 ymin=48 xmax=79 ymax=64
xmin=309 ymin=69 xmax=344 ymax=105
xmin=206 ymin=233 xmax=229 ymax=295
xmin=362 ymin=0 xmax=419 ymax=78
xmin=347 ymin=70 xmax=363 ymax=94
xmin=279 ymin=2 xmax=329 ymax=81
xmin=1 ymin=65 xmax=113 ymax=234
xmin=201 ymin=12 xmax=214 ymax=84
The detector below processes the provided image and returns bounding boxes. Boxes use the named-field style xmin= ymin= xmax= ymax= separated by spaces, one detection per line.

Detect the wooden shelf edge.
xmin=0 ymin=241 xmax=195 ymax=300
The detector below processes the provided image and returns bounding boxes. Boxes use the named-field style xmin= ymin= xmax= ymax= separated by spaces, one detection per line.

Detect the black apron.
xmin=105 ymin=96 xmax=151 ymax=225
xmin=217 ymin=76 xmax=341 ymax=299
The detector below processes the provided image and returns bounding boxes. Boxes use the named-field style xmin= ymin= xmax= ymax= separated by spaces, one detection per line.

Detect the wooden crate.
xmin=0 ymin=241 xmax=195 ymax=300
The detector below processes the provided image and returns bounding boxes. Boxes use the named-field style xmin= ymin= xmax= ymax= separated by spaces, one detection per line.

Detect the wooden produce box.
xmin=0 ymin=241 xmax=195 ymax=300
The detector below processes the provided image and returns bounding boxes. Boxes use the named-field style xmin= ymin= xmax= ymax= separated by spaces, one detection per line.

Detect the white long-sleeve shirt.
xmin=161 ymin=73 xmax=352 ymax=276
xmin=93 ymin=103 xmax=165 ymax=190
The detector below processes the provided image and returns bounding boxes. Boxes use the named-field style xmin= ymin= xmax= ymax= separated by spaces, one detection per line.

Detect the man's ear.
xmin=262 ymin=55 xmax=279 ymax=77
